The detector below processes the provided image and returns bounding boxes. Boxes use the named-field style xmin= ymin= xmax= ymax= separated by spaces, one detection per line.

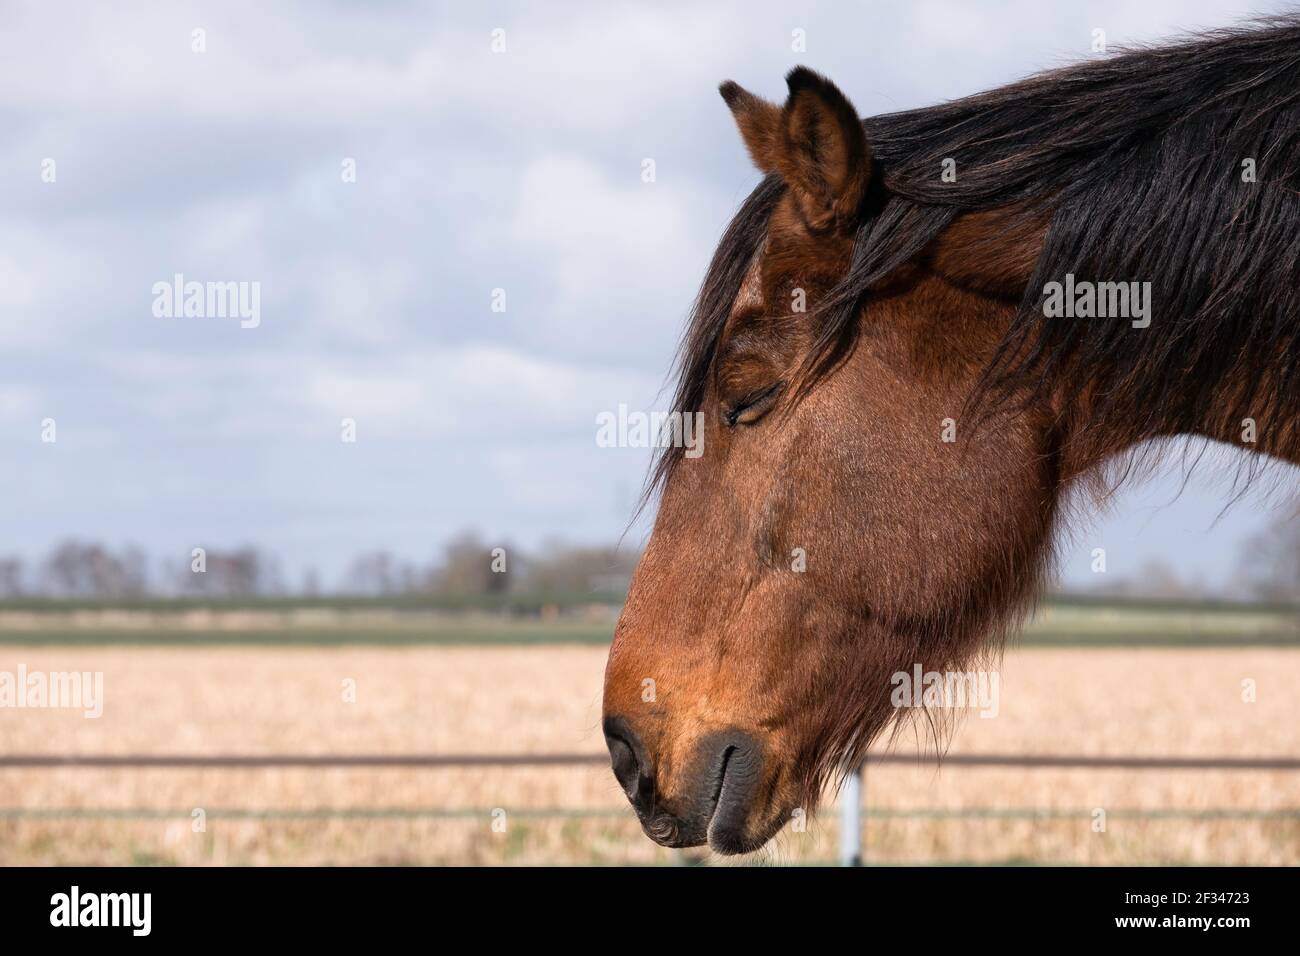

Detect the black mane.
xmin=652 ymin=16 xmax=1300 ymax=499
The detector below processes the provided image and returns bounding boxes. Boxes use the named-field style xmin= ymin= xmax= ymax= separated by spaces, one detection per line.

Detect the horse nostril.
xmin=603 ymin=716 xmax=651 ymax=806
xmin=607 ymin=734 xmax=639 ymax=793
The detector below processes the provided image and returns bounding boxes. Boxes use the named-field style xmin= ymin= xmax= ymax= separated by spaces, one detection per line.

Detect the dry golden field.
xmin=1 ymin=644 xmax=1298 ymax=865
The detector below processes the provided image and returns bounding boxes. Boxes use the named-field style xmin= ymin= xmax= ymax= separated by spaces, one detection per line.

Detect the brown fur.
xmin=925 ymin=204 xmax=1051 ymax=299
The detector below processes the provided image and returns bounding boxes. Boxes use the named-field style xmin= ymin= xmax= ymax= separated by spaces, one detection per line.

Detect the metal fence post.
xmin=839 ymin=763 xmax=863 ymax=866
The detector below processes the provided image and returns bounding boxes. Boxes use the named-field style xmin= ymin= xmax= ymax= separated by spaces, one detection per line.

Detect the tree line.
xmin=0 ymin=531 xmax=641 ymax=599
xmin=0 ymin=522 xmax=1294 ymax=601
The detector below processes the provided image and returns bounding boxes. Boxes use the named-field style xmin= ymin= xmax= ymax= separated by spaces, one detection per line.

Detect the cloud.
xmin=0 ymin=0 xmax=1288 ymax=581
xmin=295 ymin=345 xmax=661 ymax=441
xmin=498 ymin=153 xmax=724 ymax=362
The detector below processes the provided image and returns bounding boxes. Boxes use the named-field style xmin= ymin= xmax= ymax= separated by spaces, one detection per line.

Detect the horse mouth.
xmin=641 ymin=745 xmax=738 ymax=850
xmin=620 ymin=726 xmax=771 ymax=853
xmin=703 ymin=744 xmax=737 ymax=839
xmin=704 ymin=740 xmax=771 ymax=855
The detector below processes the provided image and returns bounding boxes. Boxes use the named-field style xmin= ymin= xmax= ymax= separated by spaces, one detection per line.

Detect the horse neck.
xmin=1059 ymin=338 xmax=1300 ymax=478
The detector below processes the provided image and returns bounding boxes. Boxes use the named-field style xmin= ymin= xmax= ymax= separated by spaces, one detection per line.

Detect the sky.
xmin=1 ymin=0 xmax=1296 ymax=591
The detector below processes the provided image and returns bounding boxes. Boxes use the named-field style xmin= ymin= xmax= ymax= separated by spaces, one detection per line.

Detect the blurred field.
xmin=0 ymin=594 xmax=1297 ymax=647
xmin=1 ymin=640 xmax=1298 ymax=865
xmin=0 ymin=608 xmax=616 ymax=646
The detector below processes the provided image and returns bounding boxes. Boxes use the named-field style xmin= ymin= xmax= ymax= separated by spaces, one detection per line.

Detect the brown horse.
xmin=602 ymin=18 xmax=1300 ymax=855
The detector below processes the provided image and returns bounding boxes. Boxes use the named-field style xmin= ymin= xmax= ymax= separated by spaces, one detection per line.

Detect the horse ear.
xmin=720 ymin=69 xmax=872 ymax=232
xmin=778 ymin=67 xmax=872 ymax=231
xmin=719 ymin=80 xmax=784 ymax=174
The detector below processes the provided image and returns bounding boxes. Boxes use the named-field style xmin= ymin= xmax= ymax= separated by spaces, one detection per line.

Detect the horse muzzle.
xmin=603 ymin=715 xmax=769 ymax=854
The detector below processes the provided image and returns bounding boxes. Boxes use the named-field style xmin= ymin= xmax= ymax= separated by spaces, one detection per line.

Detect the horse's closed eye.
xmin=723 ymin=381 xmax=783 ymax=426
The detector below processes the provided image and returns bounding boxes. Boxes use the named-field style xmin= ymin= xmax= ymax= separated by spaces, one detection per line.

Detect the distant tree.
xmin=0 ymin=557 xmax=25 ymax=597
xmin=1085 ymin=557 xmax=1190 ymax=599
xmin=176 ymin=546 xmax=284 ymax=597
xmin=1133 ymin=558 xmax=1191 ymax=599
xmin=429 ymin=530 xmax=513 ymax=595
xmin=39 ymin=541 xmax=150 ymax=597
xmin=301 ymin=567 xmax=321 ymax=597
xmin=1235 ymin=521 xmax=1300 ymax=601
xmin=521 ymin=540 xmax=640 ymax=595
xmin=343 ymin=551 xmax=416 ymax=596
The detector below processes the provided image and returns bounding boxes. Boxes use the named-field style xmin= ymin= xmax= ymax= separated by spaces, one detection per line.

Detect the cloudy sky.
xmin=1 ymin=0 xmax=1295 ymax=590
